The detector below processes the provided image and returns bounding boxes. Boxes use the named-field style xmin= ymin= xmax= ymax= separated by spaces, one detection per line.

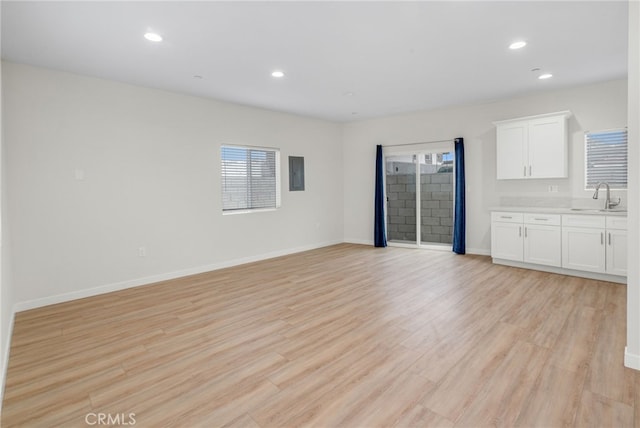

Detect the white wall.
xmin=0 ymin=0 xmax=12 ymax=406
xmin=343 ymin=79 xmax=627 ymax=253
xmin=626 ymin=0 xmax=640 ymax=370
xmin=3 ymin=62 xmax=344 ymax=307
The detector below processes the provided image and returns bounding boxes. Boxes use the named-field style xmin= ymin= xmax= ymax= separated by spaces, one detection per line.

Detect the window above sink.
xmin=585 ymin=128 xmax=628 ymax=190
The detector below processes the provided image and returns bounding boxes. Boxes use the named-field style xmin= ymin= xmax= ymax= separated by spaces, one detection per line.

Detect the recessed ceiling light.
xmin=538 ymin=73 xmax=553 ymax=80
xmin=343 ymin=92 xmax=355 ymax=97
xmin=144 ymin=32 xmax=162 ymax=42
xmin=509 ymin=41 xmax=527 ymax=50
xmin=271 ymin=70 xmax=285 ymax=78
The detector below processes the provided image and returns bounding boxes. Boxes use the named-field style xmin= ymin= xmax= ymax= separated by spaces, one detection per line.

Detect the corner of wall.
xmin=625 ymin=346 xmax=640 ymax=371
xmin=0 ymin=1 xmax=13 ymax=410
xmin=0 ymin=3 xmax=17 ymax=409
xmin=625 ymin=0 xmax=640 ymax=370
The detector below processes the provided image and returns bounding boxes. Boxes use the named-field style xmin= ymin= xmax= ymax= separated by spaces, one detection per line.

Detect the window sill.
xmin=222 ymin=207 xmax=279 ymax=216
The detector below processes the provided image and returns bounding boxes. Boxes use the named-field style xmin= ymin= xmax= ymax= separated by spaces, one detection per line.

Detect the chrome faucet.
xmin=592 ymin=182 xmax=621 ymax=210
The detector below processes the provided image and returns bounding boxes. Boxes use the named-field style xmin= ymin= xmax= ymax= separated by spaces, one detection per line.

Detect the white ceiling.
xmin=1 ymin=1 xmax=629 ymax=122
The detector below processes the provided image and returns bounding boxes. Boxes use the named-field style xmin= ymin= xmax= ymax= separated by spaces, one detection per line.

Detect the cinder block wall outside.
xmin=386 ymin=172 xmax=453 ymax=243
xmin=222 ymin=176 xmax=276 ymax=209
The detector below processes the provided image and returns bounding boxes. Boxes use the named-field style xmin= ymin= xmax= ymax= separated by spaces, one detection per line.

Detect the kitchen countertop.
xmin=491 ymin=206 xmax=627 ymax=216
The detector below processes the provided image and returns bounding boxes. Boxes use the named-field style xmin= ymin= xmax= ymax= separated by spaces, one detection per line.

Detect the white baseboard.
xmin=343 ymin=239 xmax=491 ymax=256
xmin=14 ymin=240 xmax=342 ymax=312
xmin=0 ymin=308 xmax=16 ymax=415
xmin=343 ymin=238 xmax=374 ymax=246
xmin=11 ymin=239 xmax=489 ymax=313
xmin=625 ymin=347 xmax=640 ymax=371
xmin=467 ymin=247 xmax=491 ymax=256
xmin=493 ymin=258 xmax=627 ymax=284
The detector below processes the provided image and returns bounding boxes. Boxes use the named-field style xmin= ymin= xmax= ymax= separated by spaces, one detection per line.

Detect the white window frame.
xmin=220 ymin=144 xmax=281 ymax=214
xmin=584 ymin=128 xmax=628 ymax=190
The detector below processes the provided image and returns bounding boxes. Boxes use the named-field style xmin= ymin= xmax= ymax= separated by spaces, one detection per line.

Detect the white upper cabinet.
xmin=494 ymin=111 xmax=571 ymax=180
xmin=496 ymin=121 xmax=527 ymax=179
xmin=528 ymin=116 xmax=568 ymax=178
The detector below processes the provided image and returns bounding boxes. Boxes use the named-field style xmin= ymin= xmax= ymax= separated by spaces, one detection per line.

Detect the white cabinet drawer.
xmin=523 ymin=213 xmax=561 ymax=226
xmin=492 ymin=212 xmax=523 ymax=223
xmin=562 ymin=215 xmax=605 ymax=228
xmin=606 ymin=216 xmax=627 ymax=230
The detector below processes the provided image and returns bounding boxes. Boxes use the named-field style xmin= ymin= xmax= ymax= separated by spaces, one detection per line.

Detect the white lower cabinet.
xmin=491 ymin=212 xmax=561 ymax=267
xmin=561 ymin=227 xmax=606 ymax=273
xmin=491 ymin=222 xmax=523 ymax=261
xmin=524 ymin=224 xmax=561 ymax=267
xmin=561 ymin=215 xmax=627 ymax=276
xmin=492 ymin=210 xmax=627 ymax=280
xmin=606 ymin=217 xmax=628 ymax=276
xmin=491 ymin=213 xmax=523 ymax=261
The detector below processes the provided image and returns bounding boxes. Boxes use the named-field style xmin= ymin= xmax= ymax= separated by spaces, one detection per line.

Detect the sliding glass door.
xmin=385 ymin=147 xmax=454 ymax=248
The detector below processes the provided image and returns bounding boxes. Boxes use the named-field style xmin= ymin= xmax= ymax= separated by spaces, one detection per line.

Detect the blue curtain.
xmin=374 ymin=145 xmax=387 ymax=247
xmin=453 ymin=138 xmax=466 ymax=254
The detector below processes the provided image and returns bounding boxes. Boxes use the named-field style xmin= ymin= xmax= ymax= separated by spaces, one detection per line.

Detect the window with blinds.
xmin=221 ymin=145 xmax=280 ymax=212
xmin=585 ymin=128 xmax=627 ymax=189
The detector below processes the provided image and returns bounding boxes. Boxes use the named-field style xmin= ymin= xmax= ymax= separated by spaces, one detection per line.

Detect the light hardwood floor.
xmin=2 ymin=243 xmax=638 ymax=427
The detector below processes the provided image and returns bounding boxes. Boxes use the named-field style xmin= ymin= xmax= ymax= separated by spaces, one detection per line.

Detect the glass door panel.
xmin=420 ymin=152 xmax=454 ymax=246
xmin=385 ymin=155 xmax=416 ymax=244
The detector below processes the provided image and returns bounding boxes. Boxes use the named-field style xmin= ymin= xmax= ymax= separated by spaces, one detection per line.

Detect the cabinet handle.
xmin=524 ymin=227 xmax=527 ymax=238
xmin=523 ymin=166 xmax=526 ymax=177
xmin=519 ymin=226 xmax=522 ymax=237
xmin=533 ymin=218 xmax=548 ymax=221
xmin=529 ymin=165 xmax=532 ymax=176
xmin=601 ymin=232 xmax=604 ymax=245
xmin=609 ymin=232 xmax=611 ymax=245
xmin=501 ymin=216 xmax=513 ymax=219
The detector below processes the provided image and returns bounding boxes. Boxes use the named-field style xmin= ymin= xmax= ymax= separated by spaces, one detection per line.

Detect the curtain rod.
xmin=382 ymin=139 xmax=455 ymax=147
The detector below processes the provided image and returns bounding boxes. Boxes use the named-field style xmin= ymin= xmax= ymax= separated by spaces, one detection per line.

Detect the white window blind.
xmin=221 ymin=145 xmax=280 ymax=212
xmin=585 ymin=128 xmax=627 ymax=189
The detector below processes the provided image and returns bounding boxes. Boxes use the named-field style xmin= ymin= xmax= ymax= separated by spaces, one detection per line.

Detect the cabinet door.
xmin=606 ymin=229 xmax=627 ymax=276
xmin=496 ymin=122 xmax=527 ymax=179
xmin=524 ymin=224 xmax=561 ymax=267
xmin=528 ymin=116 xmax=567 ymax=178
xmin=562 ymin=227 xmax=606 ymax=273
xmin=491 ymin=222 xmax=523 ymax=261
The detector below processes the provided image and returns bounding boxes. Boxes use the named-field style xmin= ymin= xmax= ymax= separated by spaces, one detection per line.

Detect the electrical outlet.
xmin=548 ymin=185 xmax=559 ymax=193
xmin=138 ymin=247 xmax=146 ymax=257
